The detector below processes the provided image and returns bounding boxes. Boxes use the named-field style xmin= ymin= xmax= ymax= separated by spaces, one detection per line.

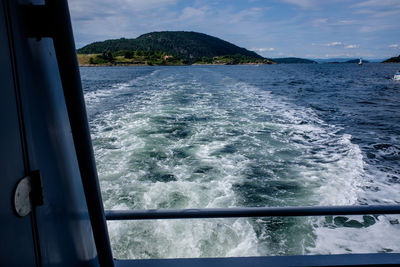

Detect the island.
xmin=382 ymin=55 xmax=400 ymax=63
xmin=77 ymin=31 xmax=275 ymax=66
xmin=272 ymin=57 xmax=317 ymax=64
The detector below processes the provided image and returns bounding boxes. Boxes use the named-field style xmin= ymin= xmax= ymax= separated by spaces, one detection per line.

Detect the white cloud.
xmin=252 ymin=47 xmax=275 ymax=52
xmin=326 ymin=42 xmax=342 ymax=47
xmin=179 ymin=7 xmax=206 ymax=20
xmin=338 ymin=20 xmax=356 ymax=25
xmin=312 ymin=18 xmax=328 ymax=26
xmin=229 ymin=7 xmax=264 ymax=23
xmin=352 ymin=0 xmax=400 ymax=18
xmin=69 ymin=0 xmax=178 ymax=17
xmin=324 ymin=53 xmax=353 ymax=58
xmin=359 ymin=24 xmax=393 ymax=33
xmin=345 ymin=44 xmax=359 ymax=49
xmin=314 ymin=42 xmax=360 ymax=50
xmin=280 ymin=0 xmax=318 ymax=9
xmin=389 ymin=44 xmax=399 ymax=48
xmin=352 ymin=0 xmax=400 ymax=8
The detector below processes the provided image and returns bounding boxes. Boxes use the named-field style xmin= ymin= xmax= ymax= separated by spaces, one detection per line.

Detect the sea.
xmin=80 ymin=63 xmax=400 ymax=259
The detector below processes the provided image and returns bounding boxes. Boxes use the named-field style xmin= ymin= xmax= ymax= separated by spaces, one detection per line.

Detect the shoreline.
xmin=79 ymin=62 xmax=275 ymax=67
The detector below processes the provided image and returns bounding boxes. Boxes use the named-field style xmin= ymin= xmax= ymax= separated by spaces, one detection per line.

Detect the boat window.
xmin=69 ymin=0 xmax=400 ymax=260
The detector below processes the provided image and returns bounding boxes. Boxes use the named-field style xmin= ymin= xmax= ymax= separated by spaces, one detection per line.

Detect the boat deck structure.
xmin=1 ymin=0 xmax=400 ymax=266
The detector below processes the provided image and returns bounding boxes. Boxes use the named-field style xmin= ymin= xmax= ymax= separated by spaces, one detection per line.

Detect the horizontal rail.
xmin=114 ymin=253 xmax=400 ymax=267
xmin=105 ymin=205 xmax=400 ymax=221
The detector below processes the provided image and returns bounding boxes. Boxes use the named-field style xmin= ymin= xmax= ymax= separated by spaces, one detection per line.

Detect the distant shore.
xmin=77 ymin=53 xmax=275 ymax=67
xmin=79 ymin=63 xmax=274 ymax=67
xmin=79 ymin=63 xmax=148 ymax=67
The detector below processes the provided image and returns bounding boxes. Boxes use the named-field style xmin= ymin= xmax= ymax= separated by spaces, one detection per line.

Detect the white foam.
xmin=87 ymin=68 xmax=398 ymax=258
xmin=310 ymin=215 xmax=400 ymax=254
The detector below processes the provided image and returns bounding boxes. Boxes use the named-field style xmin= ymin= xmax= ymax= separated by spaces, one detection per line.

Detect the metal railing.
xmin=105 ymin=205 xmax=400 ymax=221
xmin=107 ymin=205 xmax=400 ymax=266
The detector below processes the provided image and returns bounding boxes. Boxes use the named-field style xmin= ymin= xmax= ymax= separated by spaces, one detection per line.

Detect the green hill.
xmin=77 ymin=31 xmax=274 ymax=65
xmin=272 ymin=57 xmax=317 ymax=64
xmin=382 ymin=55 xmax=400 ymax=63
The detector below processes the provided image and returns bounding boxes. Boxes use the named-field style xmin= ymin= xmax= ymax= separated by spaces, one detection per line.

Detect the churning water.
xmin=80 ymin=64 xmax=400 ymax=259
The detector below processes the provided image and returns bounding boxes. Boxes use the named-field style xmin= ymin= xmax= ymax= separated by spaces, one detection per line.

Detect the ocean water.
xmin=80 ymin=63 xmax=400 ymax=259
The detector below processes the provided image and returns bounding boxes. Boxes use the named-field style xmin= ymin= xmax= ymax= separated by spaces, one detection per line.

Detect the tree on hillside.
xmin=124 ymin=51 xmax=134 ymax=59
xmin=101 ymin=51 xmax=114 ymax=61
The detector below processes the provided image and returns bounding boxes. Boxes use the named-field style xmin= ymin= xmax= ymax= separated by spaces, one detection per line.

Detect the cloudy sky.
xmin=69 ymin=0 xmax=400 ymax=59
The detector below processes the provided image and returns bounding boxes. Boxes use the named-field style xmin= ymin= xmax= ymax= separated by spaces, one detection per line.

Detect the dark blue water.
xmin=81 ymin=63 xmax=400 ymax=259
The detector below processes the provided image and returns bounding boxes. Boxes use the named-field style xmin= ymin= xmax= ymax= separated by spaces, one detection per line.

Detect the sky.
xmin=69 ymin=0 xmax=400 ymax=60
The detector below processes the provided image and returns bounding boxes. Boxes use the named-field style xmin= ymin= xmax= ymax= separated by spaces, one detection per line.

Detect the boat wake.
xmin=83 ymin=67 xmax=400 ymax=259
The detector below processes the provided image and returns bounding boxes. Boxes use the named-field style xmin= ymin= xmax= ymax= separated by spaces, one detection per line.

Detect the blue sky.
xmin=69 ymin=0 xmax=400 ymax=59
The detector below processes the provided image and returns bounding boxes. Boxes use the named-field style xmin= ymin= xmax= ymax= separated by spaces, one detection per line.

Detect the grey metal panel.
xmin=0 ymin=2 xmax=37 ymax=265
xmin=5 ymin=0 xmax=99 ymax=265
xmin=23 ymin=38 xmax=98 ymax=266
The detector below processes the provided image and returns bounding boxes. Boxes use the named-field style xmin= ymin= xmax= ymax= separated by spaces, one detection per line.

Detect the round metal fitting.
xmin=13 ymin=176 xmax=33 ymax=217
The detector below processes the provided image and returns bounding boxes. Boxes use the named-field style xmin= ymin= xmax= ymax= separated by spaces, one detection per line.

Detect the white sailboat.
xmin=358 ymin=58 xmax=363 ymax=66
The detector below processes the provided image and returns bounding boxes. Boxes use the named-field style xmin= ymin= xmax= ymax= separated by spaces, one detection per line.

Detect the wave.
xmin=86 ymin=67 xmax=399 ymax=258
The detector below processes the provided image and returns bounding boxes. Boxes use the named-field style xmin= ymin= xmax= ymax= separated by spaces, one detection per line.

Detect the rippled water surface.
xmin=80 ymin=63 xmax=400 ymax=259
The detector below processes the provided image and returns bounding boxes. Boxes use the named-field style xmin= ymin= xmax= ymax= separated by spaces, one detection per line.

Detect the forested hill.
xmin=77 ymin=31 xmax=265 ymax=63
xmin=382 ymin=55 xmax=400 ymax=63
